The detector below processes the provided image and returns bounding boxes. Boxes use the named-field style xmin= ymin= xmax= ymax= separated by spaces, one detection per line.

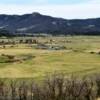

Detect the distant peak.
xmin=32 ymin=12 xmax=41 ymax=16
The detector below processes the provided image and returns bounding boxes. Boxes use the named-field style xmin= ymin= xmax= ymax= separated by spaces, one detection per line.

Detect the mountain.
xmin=0 ymin=12 xmax=100 ymax=35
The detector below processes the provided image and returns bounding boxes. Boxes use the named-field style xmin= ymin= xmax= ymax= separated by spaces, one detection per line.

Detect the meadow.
xmin=0 ymin=36 xmax=100 ymax=80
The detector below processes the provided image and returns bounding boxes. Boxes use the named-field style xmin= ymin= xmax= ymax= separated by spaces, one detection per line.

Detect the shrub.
xmin=0 ymin=74 xmax=99 ymax=100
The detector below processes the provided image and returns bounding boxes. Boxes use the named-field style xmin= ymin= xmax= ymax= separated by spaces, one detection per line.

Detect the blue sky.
xmin=0 ymin=0 xmax=89 ymax=5
xmin=0 ymin=0 xmax=100 ymax=19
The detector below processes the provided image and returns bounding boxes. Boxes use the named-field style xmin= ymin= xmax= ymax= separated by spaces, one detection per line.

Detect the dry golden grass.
xmin=0 ymin=36 xmax=100 ymax=79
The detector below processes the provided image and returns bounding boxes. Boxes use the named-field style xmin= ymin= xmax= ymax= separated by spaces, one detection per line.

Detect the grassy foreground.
xmin=0 ymin=36 xmax=100 ymax=80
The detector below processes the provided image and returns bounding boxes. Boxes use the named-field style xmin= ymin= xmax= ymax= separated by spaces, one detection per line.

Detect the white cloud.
xmin=0 ymin=0 xmax=100 ymax=19
xmin=88 ymin=0 xmax=100 ymax=4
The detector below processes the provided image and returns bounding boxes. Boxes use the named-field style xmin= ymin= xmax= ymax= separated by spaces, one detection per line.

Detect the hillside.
xmin=0 ymin=12 xmax=100 ymax=35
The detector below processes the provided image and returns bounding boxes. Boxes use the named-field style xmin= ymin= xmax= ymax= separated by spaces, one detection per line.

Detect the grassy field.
xmin=0 ymin=36 xmax=100 ymax=80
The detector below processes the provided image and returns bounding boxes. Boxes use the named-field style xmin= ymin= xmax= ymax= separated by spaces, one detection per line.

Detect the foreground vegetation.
xmin=0 ymin=36 xmax=100 ymax=99
xmin=0 ymin=74 xmax=100 ymax=100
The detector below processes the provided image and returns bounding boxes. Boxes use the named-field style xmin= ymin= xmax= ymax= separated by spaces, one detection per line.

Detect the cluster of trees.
xmin=0 ymin=39 xmax=37 ymax=45
xmin=0 ymin=74 xmax=100 ymax=100
xmin=1 ymin=29 xmax=100 ymax=37
xmin=0 ymin=29 xmax=13 ymax=37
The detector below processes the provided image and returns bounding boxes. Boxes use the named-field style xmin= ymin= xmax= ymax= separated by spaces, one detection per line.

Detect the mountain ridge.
xmin=0 ymin=12 xmax=100 ymax=35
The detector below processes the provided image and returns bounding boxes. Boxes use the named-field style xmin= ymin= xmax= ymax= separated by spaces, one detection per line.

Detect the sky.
xmin=0 ymin=0 xmax=100 ymax=19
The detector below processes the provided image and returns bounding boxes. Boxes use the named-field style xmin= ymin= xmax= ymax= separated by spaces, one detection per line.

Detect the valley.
xmin=0 ymin=36 xmax=100 ymax=80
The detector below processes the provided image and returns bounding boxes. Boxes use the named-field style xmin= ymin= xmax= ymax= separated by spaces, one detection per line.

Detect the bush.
xmin=0 ymin=74 xmax=99 ymax=100
xmin=90 ymin=51 xmax=95 ymax=54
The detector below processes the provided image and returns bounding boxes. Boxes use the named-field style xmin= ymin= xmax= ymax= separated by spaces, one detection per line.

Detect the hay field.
xmin=0 ymin=36 xmax=100 ymax=80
